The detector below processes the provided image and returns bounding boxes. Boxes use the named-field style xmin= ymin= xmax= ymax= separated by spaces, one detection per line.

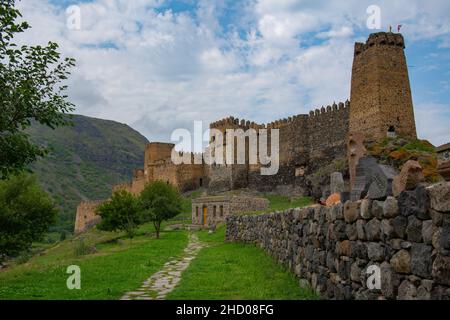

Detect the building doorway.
xmin=203 ymin=206 xmax=207 ymax=225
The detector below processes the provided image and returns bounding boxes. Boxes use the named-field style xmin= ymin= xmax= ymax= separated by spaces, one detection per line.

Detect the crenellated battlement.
xmin=265 ymin=100 xmax=349 ymax=129
xmin=355 ymin=32 xmax=405 ymax=56
xmin=210 ymin=116 xmax=263 ymax=130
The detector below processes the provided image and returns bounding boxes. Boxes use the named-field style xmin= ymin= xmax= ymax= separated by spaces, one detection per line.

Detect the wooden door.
xmin=203 ymin=206 xmax=207 ymax=225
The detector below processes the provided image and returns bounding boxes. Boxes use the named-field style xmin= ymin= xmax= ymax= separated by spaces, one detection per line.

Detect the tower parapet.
xmin=355 ymin=32 xmax=405 ymax=56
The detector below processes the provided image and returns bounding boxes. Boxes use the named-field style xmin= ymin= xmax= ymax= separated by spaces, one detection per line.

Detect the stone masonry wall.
xmin=226 ymin=182 xmax=450 ymax=300
xmin=74 ymin=200 xmax=103 ymax=234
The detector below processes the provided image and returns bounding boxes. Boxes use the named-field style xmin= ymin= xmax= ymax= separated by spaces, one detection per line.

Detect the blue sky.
xmin=16 ymin=0 xmax=450 ymax=146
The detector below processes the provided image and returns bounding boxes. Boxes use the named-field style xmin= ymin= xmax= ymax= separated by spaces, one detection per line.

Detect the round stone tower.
xmin=349 ymin=32 xmax=417 ymax=140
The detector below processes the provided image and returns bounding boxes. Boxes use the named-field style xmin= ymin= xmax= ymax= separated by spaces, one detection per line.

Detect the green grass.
xmin=167 ymin=226 xmax=318 ymax=300
xmin=237 ymin=195 xmax=313 ymax=216
xmin=266 ymin=195 xmax=313 ymax=211
xmin=0 ymin=224 xmax=188 ymax=300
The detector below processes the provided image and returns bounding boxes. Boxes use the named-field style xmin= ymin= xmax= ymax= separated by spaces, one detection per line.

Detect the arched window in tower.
xmin=387 ymin=126 xmax=396 ymax=138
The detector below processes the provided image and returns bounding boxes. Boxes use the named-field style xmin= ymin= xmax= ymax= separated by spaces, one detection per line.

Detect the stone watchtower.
xmin=349 ymin=32 xmax=417 ymax=140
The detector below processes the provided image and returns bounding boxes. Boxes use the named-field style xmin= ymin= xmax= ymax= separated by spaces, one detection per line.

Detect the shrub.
xmin=139 ymin=181 xmax=182 ymax=239
xmin=96 ymin=190 xmax=141 ymax=239
xmin=0 ymin=174 xmax=58 ymax=264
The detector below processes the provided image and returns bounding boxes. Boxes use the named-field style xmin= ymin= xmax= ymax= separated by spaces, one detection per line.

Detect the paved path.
xmin=121 ymin=233 xmax=205 ymax=300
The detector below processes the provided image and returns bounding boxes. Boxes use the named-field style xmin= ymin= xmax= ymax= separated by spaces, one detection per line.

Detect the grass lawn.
xmin=167 ymin=225 xmax=318 ymax=300
xmin=0 ymin=224 xmax=188 ymax=300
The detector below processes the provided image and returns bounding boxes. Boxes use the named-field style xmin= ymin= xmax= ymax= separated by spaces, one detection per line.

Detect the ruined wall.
xmin=226 ymin=182 xmax=450 ymax=300
xmin=307 ymin=102 xmax=350 ymax=170
xmin=176 ymin=161 xmax=206 ymax=192
xmin=350 ymin=32 xmax=417 ymax=140
xmin=74 ymin=200 xmax=103 ymax=234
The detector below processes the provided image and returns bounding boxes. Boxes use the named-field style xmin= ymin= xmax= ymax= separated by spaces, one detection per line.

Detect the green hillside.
xmin=26 ymin=114 xmax=149 ymax=233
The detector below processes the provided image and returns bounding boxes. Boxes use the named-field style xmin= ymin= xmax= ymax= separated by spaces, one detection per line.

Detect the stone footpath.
xmin=121 ymin=233 xmax=205 ymax=300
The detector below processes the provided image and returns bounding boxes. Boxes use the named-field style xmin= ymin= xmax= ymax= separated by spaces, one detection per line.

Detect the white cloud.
xmin=13 ymin=0 xmax=450 ymax=146
xmin=415 ymin=102 xmax=450 ymax=146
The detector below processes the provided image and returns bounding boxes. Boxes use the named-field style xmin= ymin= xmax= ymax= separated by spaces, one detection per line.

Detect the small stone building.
xmin=191 ymin=196 xmax=269 ymax=226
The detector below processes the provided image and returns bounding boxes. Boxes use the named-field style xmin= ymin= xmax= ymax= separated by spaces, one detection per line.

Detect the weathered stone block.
xmin=371 ymin=200 xmax=384 ymax=219
xmin=350 ymin=262 xmax=361 ymax=283
xmin=330 ymin=172 xmax=345 ymax=194
xmin=422 ymin=220 xmax=434 ymax=245
xmin=397 ymin=280 xmax=417 ymax=300
xmin=367 ymin=242 xmax=384 ymax=262
xmin=346 ymin=223 xmax=358 ymax=241
xmin=392 ymin=160 xmax=425 ymax=197
xmin=432 ymin=255 xmax=450 ymax=286
xmin=334 ymin=220 xmax=347 ymax=241
xmin=360 ymin=198 xmax=372 ymax=220
xmin=365 ymin=218 xmax=381 ymax=241
xmin=331 ymin=202 xmax=344 ymax=221
xmin=381 ymin=219 xmax=395 ymax=240
xmin=398 ymin=186 xmax=430 ymax=220
xmin=344 ymin=200 xmax=360 ymax=223
xmin=392 ymin=215 xmax=407 ymax=239
xmin=356 ymin=220 xmax=366 ymax=240
xmin=411 ymin=243 xmax=432 ymax=278
xmin=390 ymin=249 xmax=411 ymax=274
xmin=406 ymin=215 xmax=423 ymax=242
xmin=383 ymin=197 xmax=399 ymax=218
xmin=381 ymin=262 xmax=399 ymax=299
xmin=426 ymin=182 xmax=450 ymax=212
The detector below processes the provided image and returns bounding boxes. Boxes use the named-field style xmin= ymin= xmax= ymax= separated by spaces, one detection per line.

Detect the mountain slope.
xmin=27 ymin=114 xmax=149 ymax=233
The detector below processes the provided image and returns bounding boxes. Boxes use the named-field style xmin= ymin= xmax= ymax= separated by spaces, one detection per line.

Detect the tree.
xmin=0 ymin=174 xmax=58 ymax=264
xmin=0 ymin=0 xmax=76 ymax=179
xmin=96 ymin=190 xmax=141 ymax=239
xmin=139 ymin=181 xmax=182 ymax=239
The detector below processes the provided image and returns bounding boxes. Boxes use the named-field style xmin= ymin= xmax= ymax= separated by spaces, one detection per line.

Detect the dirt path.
xmin=120 ymin=233 xmax=205 ymax=300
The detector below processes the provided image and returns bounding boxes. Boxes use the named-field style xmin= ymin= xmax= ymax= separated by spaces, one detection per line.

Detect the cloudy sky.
xmin=15 ymin=0 xmax=450 ymax=146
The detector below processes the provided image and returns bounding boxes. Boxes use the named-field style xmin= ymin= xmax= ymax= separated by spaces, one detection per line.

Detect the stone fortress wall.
xmin=207 ymin=101 xmax=350 ymax=193
xmin=226 ymin=182 xmax=450 ymax=300
xmin=74 ymin=200 xmax=104 ymax=234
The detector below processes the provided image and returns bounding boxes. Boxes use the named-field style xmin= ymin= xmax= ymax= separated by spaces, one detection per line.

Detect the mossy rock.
xmin=367 ymin=136 xmax=442 ymax=183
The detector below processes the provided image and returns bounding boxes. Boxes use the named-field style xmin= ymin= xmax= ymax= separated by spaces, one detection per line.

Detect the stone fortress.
xmin=73 ymin=32 xmax=450 ymax=301
xmin=75 ymin=32 xmax=419 ymax=233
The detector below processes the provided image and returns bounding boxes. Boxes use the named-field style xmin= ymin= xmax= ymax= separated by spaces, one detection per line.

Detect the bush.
xmin=139 ymin=181 xmax=182 ymax=239
xmin=0 ymin=174 xmax=58 ymax=264
xmin=96 ymin=190 xmax=140 ymax=239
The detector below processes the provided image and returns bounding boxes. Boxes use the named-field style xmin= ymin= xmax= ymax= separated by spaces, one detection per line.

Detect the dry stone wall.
xmin=226 ymin=182 xmax=450 ymax=300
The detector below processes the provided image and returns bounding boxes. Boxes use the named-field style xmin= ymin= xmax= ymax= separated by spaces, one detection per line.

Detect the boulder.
xmin=398 ymin=186 xmax=430 ymax=220
xmin=344 ymin=200 xmax=360 ymax=223
xmin=426 ymin=182 xmax=450 ymax=212
xmin=392 ymin=160 xmax=425 ymax=197
xmin=390 ymin=249 xmax=411 ymax=274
